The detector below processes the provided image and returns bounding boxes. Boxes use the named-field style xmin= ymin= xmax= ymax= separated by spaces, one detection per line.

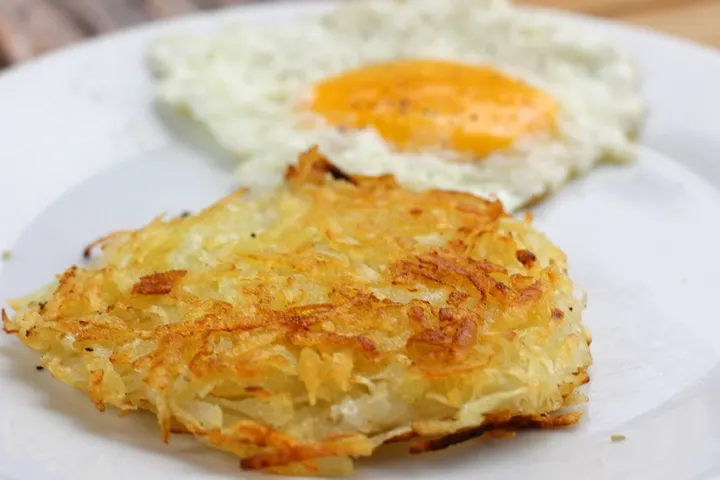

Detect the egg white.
xmin=149 ymin=0 xmax=645 ymax=212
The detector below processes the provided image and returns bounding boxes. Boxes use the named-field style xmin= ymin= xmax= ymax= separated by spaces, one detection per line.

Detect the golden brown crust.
xmin=3 ymin=147 xmax=591 ymax=476
xmin=516 ymin=249 xmax=537 ymax=267
xmin=409 ymin=425 xmax=490 ymax=454
xmin=131 ymin=270 xmax=187 ymax=295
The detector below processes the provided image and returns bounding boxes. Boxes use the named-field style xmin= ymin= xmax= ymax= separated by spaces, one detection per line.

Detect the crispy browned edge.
xmin=390 ymin=368 xmax=590 ymax=455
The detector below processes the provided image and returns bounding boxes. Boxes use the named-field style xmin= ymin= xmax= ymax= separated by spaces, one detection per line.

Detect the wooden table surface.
xmin=0 ymin=0 xmax=718 ymax=68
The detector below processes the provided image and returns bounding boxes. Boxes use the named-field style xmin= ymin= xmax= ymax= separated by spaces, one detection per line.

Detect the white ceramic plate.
xmin=2 ymin=2 xmax=720 ymax=479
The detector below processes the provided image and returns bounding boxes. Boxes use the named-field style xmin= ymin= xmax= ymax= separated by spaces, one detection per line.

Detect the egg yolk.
xmin=311 ymin=59 xmax=558 ymax=158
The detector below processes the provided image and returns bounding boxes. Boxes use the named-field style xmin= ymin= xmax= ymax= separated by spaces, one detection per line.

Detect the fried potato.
xmin=3 ymin=148 xmax=592 ymax=476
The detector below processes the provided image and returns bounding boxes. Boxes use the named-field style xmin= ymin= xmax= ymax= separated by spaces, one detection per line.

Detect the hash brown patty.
xmin=3 ymin=148 xmax=592 ymax=476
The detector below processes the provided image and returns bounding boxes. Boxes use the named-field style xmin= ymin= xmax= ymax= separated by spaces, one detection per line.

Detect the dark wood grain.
xmin=54 ymin=0 xmax=148 ymax=34
xmin=0 ymin=0 xmax=717 ymax=69
xmin=143 ymin=0 xmax=199 ymax=18
xmin=0 ymin=0 xmax=84 ymax=67
xmin=186 ymin=0 xmax=255 ymax=10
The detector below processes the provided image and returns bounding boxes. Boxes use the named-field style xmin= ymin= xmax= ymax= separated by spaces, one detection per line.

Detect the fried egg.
xmin=149 ymin=0 xmax=645 ymax=211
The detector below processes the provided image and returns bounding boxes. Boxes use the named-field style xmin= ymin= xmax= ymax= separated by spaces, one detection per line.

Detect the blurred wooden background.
xmin=1 ymin=0 xmax=718 ymax=68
